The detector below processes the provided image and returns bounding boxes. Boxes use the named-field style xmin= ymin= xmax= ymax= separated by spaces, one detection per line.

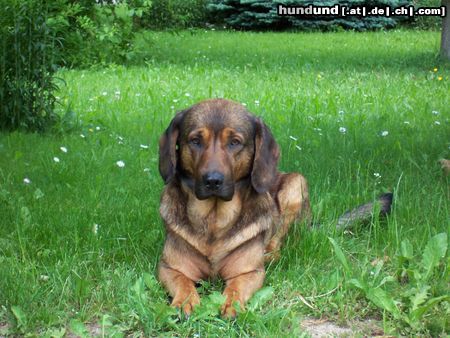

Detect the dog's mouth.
xmin=194 ymin=182 xmax=235 ymax=201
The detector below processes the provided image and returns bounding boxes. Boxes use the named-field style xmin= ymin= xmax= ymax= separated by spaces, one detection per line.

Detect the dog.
xmin=157 ymin=98 xmax=392 ymax=318
xmin=158 ymin=98 xmax=311 ymax=318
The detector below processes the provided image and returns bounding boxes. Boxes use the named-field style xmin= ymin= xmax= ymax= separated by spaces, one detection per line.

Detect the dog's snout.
xmin=203 ymin=172 xmax=224 ymax=190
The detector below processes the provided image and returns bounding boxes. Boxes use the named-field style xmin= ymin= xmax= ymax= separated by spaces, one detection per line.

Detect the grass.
xmin=0 ymin=29 xmax=449 ymax=336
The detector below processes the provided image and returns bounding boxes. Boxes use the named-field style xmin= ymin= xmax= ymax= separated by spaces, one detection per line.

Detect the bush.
xmin=410 ymin=0 xmax=441 ymax=30
xmin=207 ymin=0 xmax=412 ymax=31
xmin=46 ymin=0 xmax=152 ymax=67
xmin=0 ymin=0 xmax=59 ymax=132
xmin=144 ymin=0 xmax=209 ymax=29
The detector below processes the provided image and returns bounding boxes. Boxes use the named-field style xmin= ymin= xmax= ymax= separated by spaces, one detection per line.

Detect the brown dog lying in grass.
xmin=157 ymin=98 xmax=391 ymax=318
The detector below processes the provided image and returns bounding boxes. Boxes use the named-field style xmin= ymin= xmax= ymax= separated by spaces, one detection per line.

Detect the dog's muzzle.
xmin=194 ymin=171 xmax=234 ymax=201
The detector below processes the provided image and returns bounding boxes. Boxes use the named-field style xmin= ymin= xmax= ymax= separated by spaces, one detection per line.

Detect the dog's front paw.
xmin=171 ymin=292 xmax=200 ymax=317
xmin=221 ymin=290 xmax=243 ymax=319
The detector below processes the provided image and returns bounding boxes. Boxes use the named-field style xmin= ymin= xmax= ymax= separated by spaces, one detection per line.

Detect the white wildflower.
xmin=381 ymin=131 xmax=389 ymax=137
xmin=60 ymin=146 xmax=68 ymax=153
xmin=116 ymin=160 xmax=125 ymax=168
xmin=295 ymin=145 xmax=302 ymax=151
xmin=289 ymin=136 xmax=298 ymax=141
xmin=93 ymin=223 xmax=99 ymax=235
xmin=143 ymin=168 xmax=150 ymax=172
xmin=53 ymin=157 xmax=60 ymax=163
xmin=339 ymin=127 xmax=347 ymax=134
xmin=432 ymin=110 xmax=439 ymax=115
xmin=254 ymin=100 xmax=260 ymax=105
xmin=23 ymin=178 xmax=31 ymax=184
xmin=434 ymin=121 xmax=441 ymax=125
xmin=140 ymin=144 xmax=149 ymax=149
xmin=102 ymin=91 xmax=107 ymax=96
xmin=39 ymin=275 xmax=49 ymax=282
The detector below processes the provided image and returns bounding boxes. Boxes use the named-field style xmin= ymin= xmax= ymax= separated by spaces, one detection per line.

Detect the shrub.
xmin=410 ymin=0 xmax=441 ymax=30
xmin=0 ymin=0 xmax=59 ymax=132
xmin=145 ymin=0 xmax=209 ymax=29
xmin=207 ymin=0 xmax=412 ymax=31
xmin=46 ymin=0 xmax=152 ymax=67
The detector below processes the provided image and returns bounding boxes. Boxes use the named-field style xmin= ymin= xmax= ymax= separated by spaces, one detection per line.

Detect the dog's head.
xmin=159 ymin=99 xmax=279 ymax=201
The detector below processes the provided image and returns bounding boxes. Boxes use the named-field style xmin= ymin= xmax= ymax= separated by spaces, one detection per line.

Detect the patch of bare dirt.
xmin=0 ymin=323 xmax=10 ymax=338
xmin=301 ymin=318 xmax=386 ymax=337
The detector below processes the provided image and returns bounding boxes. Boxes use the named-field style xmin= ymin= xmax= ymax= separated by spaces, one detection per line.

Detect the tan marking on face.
xmin=180 ymin=128 xmax=212 ymax=176
xmin=188 ymin=127 xmax=211 ymax=143
xmin=220 ymin=128 xmax=254 ymax=181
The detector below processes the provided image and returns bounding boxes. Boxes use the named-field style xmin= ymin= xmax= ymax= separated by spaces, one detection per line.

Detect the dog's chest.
xmin=186 ymin=196 xmax=242 ymax=240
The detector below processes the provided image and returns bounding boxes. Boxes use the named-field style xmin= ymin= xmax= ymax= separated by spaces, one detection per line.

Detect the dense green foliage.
xmin=412 ymin=0 xmax=442 ymax=29
xmin=16 ymin=0 xmax=207 ymax=67
xmin=146 ymin=0 xmax=209 ymax=29
xmin=0 ymin=0 xmax=59 ymax=131
xmin=208 ymin=0 xmax=413 ymax=30
xmin=46 ymin=0 xmax=152 ymax=66
xmin=0 ymin=31 xmax=448 ymax=336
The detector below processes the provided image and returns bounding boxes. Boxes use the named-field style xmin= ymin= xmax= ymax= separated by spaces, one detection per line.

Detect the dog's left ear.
xmin=159 ymin=110 xmax=187 ymax=184
xmin=251 ymin=117 xmax=280 ymax=194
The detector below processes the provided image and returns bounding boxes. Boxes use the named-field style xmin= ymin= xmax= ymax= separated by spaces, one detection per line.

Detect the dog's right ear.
xmin=159 ymin=110 xmax=187 ymax=184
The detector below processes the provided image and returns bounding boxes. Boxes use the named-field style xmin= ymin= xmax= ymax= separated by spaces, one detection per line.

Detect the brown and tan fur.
xmin=158 ymin=99 xmax=311 ymax=317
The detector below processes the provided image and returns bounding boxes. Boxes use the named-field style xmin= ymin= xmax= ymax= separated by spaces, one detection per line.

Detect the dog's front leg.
xmin=221 ymin=269 xmax=265 ymax=318
xmin=159 ymin=263 xmax=200 ymax=316
xmin=219 ymin=237 xmax=265 ymax=318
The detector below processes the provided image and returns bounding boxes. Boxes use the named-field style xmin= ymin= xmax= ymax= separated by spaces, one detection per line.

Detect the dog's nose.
xmin=203 ymin=172 xmax=224 ymax=191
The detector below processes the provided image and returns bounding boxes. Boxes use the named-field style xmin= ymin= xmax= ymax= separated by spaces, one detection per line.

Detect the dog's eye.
xmin=190 ymin=137 xmax=201 ymax=146
xmin=229 ymin=138 xmax=241 ymax=147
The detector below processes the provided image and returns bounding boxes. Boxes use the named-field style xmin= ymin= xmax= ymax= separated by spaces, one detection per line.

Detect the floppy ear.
xmin=251 ymin=117 xmax=280 ymax=193
xmin=158 ymin=110 xmax=186 ymax=184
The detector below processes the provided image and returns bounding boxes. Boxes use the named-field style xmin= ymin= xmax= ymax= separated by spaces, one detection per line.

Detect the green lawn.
xmin=0 ymin=30 xmax=449 ymax=336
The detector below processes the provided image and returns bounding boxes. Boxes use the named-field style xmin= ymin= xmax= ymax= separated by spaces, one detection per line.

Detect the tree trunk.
xmin=442 ymin=0 xmax=450 ymax=59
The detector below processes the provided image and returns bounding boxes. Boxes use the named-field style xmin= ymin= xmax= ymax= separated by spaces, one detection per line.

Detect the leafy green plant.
xmin=44 ymin=0 xmax=152 ymax=67
xmin=409 ymin=0 xmax=442 ymax=29
xmin=0 ymin=0 xmax=60 ymax=131
xmin=329 ymin=233 xmax=449 ymax=334
xmin=145 ymin=0 xmax=208 ymax=29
